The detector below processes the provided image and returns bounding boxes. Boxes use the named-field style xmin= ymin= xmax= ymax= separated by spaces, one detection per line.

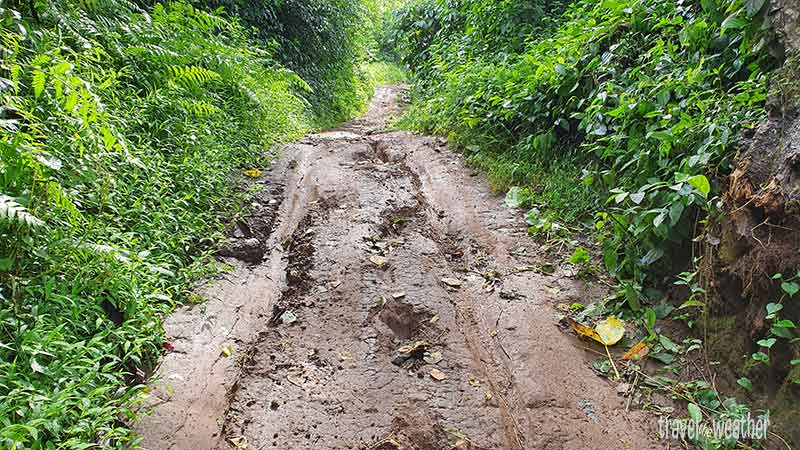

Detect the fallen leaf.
xmin=622 ymin=341 xmax=650 ymax=361
xmin=369 ymin=255 xmax=387 ymax=268
xmin=280 ymin=310 xmax=298 ymax=325
xmin=468 ymin=376 xmax=481 ymax=387
xmin=429 ymin=314 xmax=440 ymax=324
xmin=243 ymin=169 xmax=262 ymax=178
xmin=568 ymin=318 xmax=603 ymax=344
xmin=595 ymin=316 xmax=625 ymax=346
xmin=229 ymin=436 xmax=249 ymax=450
xmin=423 ymin=351 xmax=443 ymax=365
xmin=454 ymin=440 xmax=471 ymax=450
xmin=398 ymin=340 xmax=430 ymax=355
xmin=430 ymin=368 xmax=447 ymax=381
xmin=391 ymin=291 xmax=406 ymax=299
xmin=441 ymin=277 xmax=463 ymax=288
xmin=221 ymin=345 xmax=233 ymax=357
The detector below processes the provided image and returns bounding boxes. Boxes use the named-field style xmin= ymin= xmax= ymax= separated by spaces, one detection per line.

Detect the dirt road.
xmin=136 ymin=86 xmax=662 ymax=450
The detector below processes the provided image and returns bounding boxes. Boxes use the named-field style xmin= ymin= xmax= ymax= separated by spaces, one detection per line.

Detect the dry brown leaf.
xmin=369 ymin=255 xmax=387 ymax=268
xmin=622 ymin=341 xmax=650 ymax=361
xmin=430 ymin=368 xmax=447 ymax=381
xmin=441 ymin=277 xmax=463 ymax=288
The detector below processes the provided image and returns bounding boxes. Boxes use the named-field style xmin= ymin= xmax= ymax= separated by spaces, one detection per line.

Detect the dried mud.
xmin=136 ymin=87 xmax=662 ymax=450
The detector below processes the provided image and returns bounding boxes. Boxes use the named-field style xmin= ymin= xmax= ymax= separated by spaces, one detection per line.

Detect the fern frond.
xmin=168 ymin=65 xmax=221 ymax=88
xmin=188 ymin=10 xmax=231 ymax=33
xmin=31 ymin=70 xmax=46 ymax=99
xmin=0 ymin=195 xmax=44 ymax=227
xmin=182 ymin=100 xmax=221 ymax=116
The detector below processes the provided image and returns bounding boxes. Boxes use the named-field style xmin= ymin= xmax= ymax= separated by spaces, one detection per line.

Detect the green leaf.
xmin=505 ymin=187 xmax=529 ymax=209
xmin=651 ymin=352 xmax=675 ymax=364
xmin=791 ymin=359 xmax=800 ymax=366
xmin=745 ymin=0 xmax=767 ymax=17
xmin=624 ymin=283 xmax=641 ymax=311
xmin=569 ymin=246 xmax=590 ymax=265
xmin=679 ymin=299 xmax=705 ymax=309
xmin=721 ymin=11 xmax=747 ymax=31
xmin=32 ymin=70 xmax=46 ymax=99
xmin=774 ymin=319 xmax=797 ymax=329
xmin=669 ymin=201 xmax=684 ymax=226
xmin=644 ymin=308 xmax=657 ymax=333
xmin=766 ymin=303 xmax=783 ymax=319
xmin=756 ymin=338 xmax=776 ymax=349
xmin=781 ymin=282 xmax=799 ymax=298
xmin=737 ymin=377 xmax=753 ymax=391
xmin=751 ymin=352 xmax=770 ymax=364
xmin=659 ymin=335 xmax=681 ymax=353
xmin=687 ymin=175 xmax=711 ymax=197
xmin=687 ymin=403 xmax=703 ymax=423
xmin=771 ymin=326 xmax=794 ymax=339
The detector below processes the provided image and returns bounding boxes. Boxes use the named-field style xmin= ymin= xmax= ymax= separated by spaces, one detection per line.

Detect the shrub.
xmin=390 ymin=0 xmax=776 ymax=300
xmin=0 ymin=0 xmax=327 ymax=447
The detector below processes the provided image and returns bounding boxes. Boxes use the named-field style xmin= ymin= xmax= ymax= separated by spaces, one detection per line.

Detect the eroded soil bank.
xmin=136 ymin=87 xmax=662 ymax=450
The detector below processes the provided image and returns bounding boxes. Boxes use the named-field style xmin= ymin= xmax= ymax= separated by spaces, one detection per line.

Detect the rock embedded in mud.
xmin=218 ymin=237 xmax=265 ymax=263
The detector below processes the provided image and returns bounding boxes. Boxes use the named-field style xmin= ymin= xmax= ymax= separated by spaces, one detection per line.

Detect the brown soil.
xmin=135 ymin=86 xmax=662 ymax=450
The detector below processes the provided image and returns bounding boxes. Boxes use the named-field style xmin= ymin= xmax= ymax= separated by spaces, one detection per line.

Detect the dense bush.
xmin=390 ymin=0 xmax=777 ymax=302
xmin=204 ymin=0 xmax=383 ymax=125
xmin=0 ymin=0 xmax=374 ymax=447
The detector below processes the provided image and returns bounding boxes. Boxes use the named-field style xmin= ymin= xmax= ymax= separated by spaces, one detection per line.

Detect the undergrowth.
xmin=0 ymin=0 xmax=385 ymax=447
xmin=388 ymin=0 xmax=789 ymax=448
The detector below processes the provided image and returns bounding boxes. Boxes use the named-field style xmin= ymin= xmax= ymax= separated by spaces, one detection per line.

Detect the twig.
xmin=626 ymin=372 xmax=639 ymax=412
xmin=769 ymin=431 xmax=794 ymax=450
xmin=605 ymin=345 xmax=620 ymax=380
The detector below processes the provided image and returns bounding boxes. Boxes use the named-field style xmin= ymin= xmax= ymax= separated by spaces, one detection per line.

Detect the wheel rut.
xmin=137 ymin=86 xmax=665 ymax=450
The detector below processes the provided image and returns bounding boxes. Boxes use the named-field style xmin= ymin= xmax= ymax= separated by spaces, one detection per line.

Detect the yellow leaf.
xmin=568 ymin=318 xmax=604 ymax=345
xmin=243 ymin=168 xmax=262 ymax=178
xmin=595 ymin=316 xmax=625 ymax=346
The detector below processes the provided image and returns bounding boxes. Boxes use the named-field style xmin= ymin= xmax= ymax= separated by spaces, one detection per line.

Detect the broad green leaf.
xmin=774 ymin=319 xmax=797 ymax=329
xmin=644 ymin=308 xmax=657 ymax=333
xmin=659 ymin=335 xmax=681 ymax=353
xmin=751 ymin=352 xmax=770 ymax=364
xmin=721 ymin=11 xmax=747 ymax=30
xmin=781 ymin=282 xmax=799 ymax=298
xmin=687 ymin=175 xmax=711 ymax=197
xmin=737 ymin=377 xmax=753 ymax=391
xmin=756 ymin=338 xmax=776 ymax=348
xmin=766 ymin=303 xmax=783 ymax=319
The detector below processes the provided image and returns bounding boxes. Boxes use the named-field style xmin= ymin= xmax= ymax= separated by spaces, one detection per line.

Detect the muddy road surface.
xmin=137 ymin=86 xmax=661 ymax=450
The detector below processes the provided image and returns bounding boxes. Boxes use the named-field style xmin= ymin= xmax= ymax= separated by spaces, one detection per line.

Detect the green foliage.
xmin=0 ymin=0 xmax=377 ymax=446
xmin=748 ymin=273 xmax=799 ymax=376
xmin=390 ymin=0 xmax=776 ymax=295
xmin=205 ymin=0 xmax=382 ymax=125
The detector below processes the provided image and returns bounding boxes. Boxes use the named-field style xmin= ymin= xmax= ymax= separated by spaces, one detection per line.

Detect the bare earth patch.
xmin=135 ymin=86 xmax=662 ymax=450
